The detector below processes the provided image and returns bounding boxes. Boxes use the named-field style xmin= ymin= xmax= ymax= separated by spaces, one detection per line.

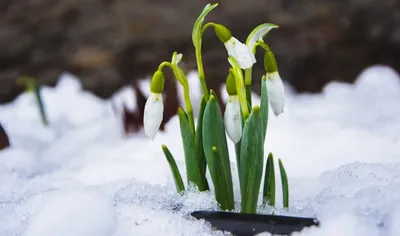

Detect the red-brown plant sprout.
xmin=0 ymin=123 xmax=10 ymax=150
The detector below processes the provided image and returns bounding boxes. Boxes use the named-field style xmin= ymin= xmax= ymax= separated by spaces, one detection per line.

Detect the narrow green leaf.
xmin=234 ymin=141 xmax=241 ymax=179
xmin=34 ymin=85 xmax=48 ymax=126
xmin=240 ymin=106 xmax=264 ymax=213
xmin=234 ymin=98 xmax=246 ymax=190
xmin=195 ymin=95 xmax=209 ymax=191
xmin=202 ymin=94 xmax=234 ymax=210
xmin=161 ymin=144 xmax=185 ymax=193
xmin=278 ymin=158 xmax=289 ymax=208
xmin=262 ymin=153 xmax=275 ymax=206
xmin=211 ymin=146 xmax=231 ymax=209
xmin=178 ymin=107 xmax=206 ymax=190
xmin=260 ymin=76 xmax=269 ymax=141
xmin=18 ymin=77 xmax=48 ymax=126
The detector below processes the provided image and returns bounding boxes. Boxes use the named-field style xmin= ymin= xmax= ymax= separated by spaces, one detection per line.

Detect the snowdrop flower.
xmin=266 ymin=72 xmax=285 ymax=116
xmin=224 ymin=71 xmax=242 ymax=143
xmin=144 ymin=71 xmax=165 ymax=139
xmin=264 ymin=50 xmax=285 ymax=116
xmin=214 ymin=24 xmax=256 ymax=69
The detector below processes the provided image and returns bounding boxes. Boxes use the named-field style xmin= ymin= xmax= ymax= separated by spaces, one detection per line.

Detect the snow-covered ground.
xmin=1 ymin=66 xmax=400 ymax=236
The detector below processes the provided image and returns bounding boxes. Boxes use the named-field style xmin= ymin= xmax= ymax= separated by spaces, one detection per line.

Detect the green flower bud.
xmin=225 ymin=69 xmax=237 ymax=95
xmin=264 ymin=50 xmax=278 ymax=73
xmin=214 ymin=24 xmax=232 ymax=43
xmin=150 ymin=70 xmax=165 ymax=93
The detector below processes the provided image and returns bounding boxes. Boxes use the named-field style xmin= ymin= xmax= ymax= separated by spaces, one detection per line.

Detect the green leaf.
xmin=195 ymin=95 xmax=210 ymax=191
xmin=262 ymin=153 xmax=275 ymax=206
xmin=202 ymin=94 xmax=234 ymax=210
xmin=17 ymin=77 xmax=48 ymax=126
xmin=234 ymin=97 xmax=246 ymax=189
xmin=34 ymin=85 xmax=48 ymax=126
xmin=234 ymin=141 xmax=241 ymax=180
xmin=260 ymin=75 xmax=269 ymax=141
xmin=178 ymin=107 xmax=207 ymax=190
xmin=279 ymin=158 xmax=289 ymax=208
xmin=246 ymin=23 xmax=278 ymax=53
xmin=192 ymin=3 xmax=219 ymax=47
xmin=240 ymin=106 xmax=264 ymax=213
xmin=211 ymin=146 xmax=232 ymax=209
xmin=162 ymin=144 xmax=185 ymax=193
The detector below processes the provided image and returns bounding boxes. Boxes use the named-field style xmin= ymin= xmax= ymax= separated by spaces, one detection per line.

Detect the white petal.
xmin=266 ymin=72 xmax=285 ymax=116
xmin=224 ymin=38 xmax=255 ymax=69
xmin=224 ymin=38 xmax=237 ymax=59
xmin=224 ymin=95 xmax=242 ymax=143
xmin=143 ymin=93 xmax=164 ymax=139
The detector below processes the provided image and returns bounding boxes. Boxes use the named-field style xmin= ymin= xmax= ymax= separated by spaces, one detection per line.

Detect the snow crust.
xmin=1 ymin=66 xmax=400 ymax=235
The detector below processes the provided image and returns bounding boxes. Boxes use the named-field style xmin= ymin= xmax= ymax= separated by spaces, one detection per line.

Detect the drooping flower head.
xmin=264 ymin=49 xmax=285 ymax=116
xmin=224 ymin=69 xmax=242 ymax=143
xmin=144 ymin=70 xmax=165 ymax=139
xmin=214 ymin=24 xmax=256 ymax=69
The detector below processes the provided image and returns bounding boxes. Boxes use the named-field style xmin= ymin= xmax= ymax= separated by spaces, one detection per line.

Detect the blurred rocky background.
xmin=0 ymin=0 xmax=399 ymax=104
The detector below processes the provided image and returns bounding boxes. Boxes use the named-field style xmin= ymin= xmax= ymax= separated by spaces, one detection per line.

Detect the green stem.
xmin=244 ymin=68 xmax=252 ymax=107
xmin=158 ymin=61 xmax=172 ymax=71
xmin=34 ymin=85 xmax=48 ymax=126
xmin=235 ymin=68 xmax=249 ymax=120
xmin=178 ymin=70 xmax=195 ymax=136
xmin=228 ymin=57 xmax=249 ymax=120
xmin=195 ymin=45 xmax=209 ymax=101
xmin=161 ymin=60 xmax=195 ymax=135
xmin=194 ymin=22 xmax=218 ymax=101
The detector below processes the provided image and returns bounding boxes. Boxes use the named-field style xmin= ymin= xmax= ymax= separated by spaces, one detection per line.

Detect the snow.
xmin=0 ymin=65 xmax=400 ymax=235
xmin=24 ymin=190 xmax=117 ymax=236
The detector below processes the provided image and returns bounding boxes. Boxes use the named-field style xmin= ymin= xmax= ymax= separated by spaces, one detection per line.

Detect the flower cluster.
xmin=142 ymin=3 xmax=289 ymax=213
